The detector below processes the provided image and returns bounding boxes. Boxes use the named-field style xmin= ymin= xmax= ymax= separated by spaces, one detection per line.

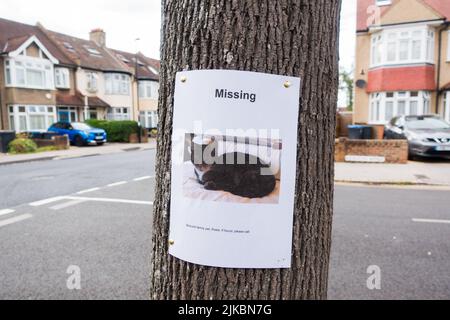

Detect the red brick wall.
xmin=335 ymin=138 xmax=408 ymax=164
xmin=367 ymin=65 xmax=435 ymax=93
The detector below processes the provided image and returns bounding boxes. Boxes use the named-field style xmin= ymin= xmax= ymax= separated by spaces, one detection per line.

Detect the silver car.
xmin=385 ymin=115 xmax=450 ymax=159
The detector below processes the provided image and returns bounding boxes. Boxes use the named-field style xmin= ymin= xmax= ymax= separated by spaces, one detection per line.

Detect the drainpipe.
xmin=436 ymin=22 xmax=450 ymax=115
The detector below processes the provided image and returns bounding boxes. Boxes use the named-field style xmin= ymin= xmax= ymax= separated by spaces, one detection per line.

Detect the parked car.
xmin=48 ymin=122 xmax=107 ymax=146
xmin=385 ymin=115 xmax=450 ymax=159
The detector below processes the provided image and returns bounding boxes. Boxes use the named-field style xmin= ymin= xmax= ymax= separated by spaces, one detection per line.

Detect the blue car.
xmin=48 ymin=122 xmax=107 ymax=146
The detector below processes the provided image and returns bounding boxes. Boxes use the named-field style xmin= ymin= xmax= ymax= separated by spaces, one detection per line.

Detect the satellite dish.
xmin=356 ymin=79 xmax=367 ymax=89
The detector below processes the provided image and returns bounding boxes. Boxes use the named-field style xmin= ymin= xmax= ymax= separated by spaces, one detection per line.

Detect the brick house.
xmin=0 ymin=17 xmax=159 ymax=132
xmin=354 ymin=0 xmax=450 ymax=125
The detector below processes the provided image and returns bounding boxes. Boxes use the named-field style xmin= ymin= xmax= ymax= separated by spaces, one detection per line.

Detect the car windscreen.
xmin=406 ymin=118 xmax=450 ymax=130
xmin=71 ymin=123 xmax=92 ymax=130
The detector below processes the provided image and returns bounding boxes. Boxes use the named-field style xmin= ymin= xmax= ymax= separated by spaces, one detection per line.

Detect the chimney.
xmin=90 ymin=28 xmax=106 ymax=47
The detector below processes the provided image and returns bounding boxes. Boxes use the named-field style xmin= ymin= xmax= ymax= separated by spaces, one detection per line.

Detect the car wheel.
xmin=74 ymin=135 xmax=85 ymax=147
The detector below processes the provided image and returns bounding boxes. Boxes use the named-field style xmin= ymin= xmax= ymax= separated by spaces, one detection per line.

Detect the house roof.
xmin=0 ymin=17 xmax=74 ymax=66
xmin=110 ymin=49 xmax=160 ymax=81
xmin=0 ymin=17 xmax=160 ymax=78
xmin=44 ymin=30 xmax=130 ymax=73
xmin=56 ymin=92 xmax=110 ymax=108
xmin=357 ymin=0 xmax=450 ymax=32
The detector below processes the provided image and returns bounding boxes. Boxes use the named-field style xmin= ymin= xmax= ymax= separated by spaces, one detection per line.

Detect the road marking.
xmin=412 ymin=218 xmax=450 ymax=225
xmin=133 ymin=176 xmax=154 ymax=182
xmin=50 ymin=199 xmax=87 ymax=211
xmin=30 ymin=196 xmax=66 ymax=207
xmin=66 ymin=196 xmax=153 ymax=206
xmin=77 ymin=188 xmax=100 ymax=195
xmin=107 ymin=181 xmax=128 ymax=187
xmin=0 ymin=214 xmax=32 ymax=228
xmin=0 ymin=209 xmax=15 ymax=217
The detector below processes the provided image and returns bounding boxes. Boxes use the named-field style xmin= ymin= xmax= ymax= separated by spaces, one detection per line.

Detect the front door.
xmin=58 ymin=110 xmax=70 ymax=123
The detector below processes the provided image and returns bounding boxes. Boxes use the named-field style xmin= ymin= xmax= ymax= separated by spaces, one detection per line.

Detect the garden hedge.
xmin=86 ymin=120 xmax=139 ymax=143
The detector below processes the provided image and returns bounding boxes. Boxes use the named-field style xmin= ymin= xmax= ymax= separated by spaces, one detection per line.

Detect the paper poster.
xmin=169 ymin=70 xmax=300 ymax=269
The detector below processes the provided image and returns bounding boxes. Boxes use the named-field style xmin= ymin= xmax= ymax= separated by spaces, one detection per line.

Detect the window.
xmin=148 ymin=66 xmax=159 ymax=75
xmin=107 ymin=107 xmax=130 ymax=121
xmin=444 ymin=92 xmax=450 ymax=123
xmin=369 ymin=91 xmax=431 ymax=124
xmin=139 ymin=110 xmax=159 ymax=129
xmin=86 ymin=72 xmax=98 ymax=92
xmin=371 ymin=27 xmax=434 ymax=67
xmin=138 ymin=81 xmax=159 ymax=99
xmin=4 ymin=58 xmax=53 ymax=89
xmin=63 ymin=42 xmax=75 ymax=52
xmin=5 ymin=60 xmax=12 ymax=85
xmin=8 ymin=105 xmax=56 ymax=132
xmin=376 ymin=0 xmax=391 ymax=6
xmin=105 ymin=73 xmax=130 ymax=95
xmin=84 ymin=45 xmax=102 ymax=56
xmin=55 ymin=68 xmax=70 ymax=88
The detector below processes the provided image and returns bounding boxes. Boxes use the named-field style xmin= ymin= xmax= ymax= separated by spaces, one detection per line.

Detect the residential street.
xmin=0 ymin=149 xmax=449 ymax=299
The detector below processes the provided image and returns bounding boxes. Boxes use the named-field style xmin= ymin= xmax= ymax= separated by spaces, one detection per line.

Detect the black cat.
xmin=190 ymin=136 xmax=276 ymax=199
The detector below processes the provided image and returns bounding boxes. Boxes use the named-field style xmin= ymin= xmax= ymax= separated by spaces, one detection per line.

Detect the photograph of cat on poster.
xmin=182 ymin=133 xmax=282 ymax=204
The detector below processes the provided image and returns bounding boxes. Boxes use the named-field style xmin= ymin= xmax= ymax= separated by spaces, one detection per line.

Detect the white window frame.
xmin=370 ymin=26 xmax=435 ymax=68
xmin=107 ymin=107 xmax=131 ymax=121
xmin=139 ymin=110 xmax=158 ymax=128
xmin=86 ymin=72 xmax=99 ymax=93
xmin=138 ymin=80 xmax=159 ymax=99
xmin=105 ymin=73 xmax=130 ymax=95
xmin=369 ymin=91 xmax=430 ymax=124
xmin=8 ymin=105 xmax=56 ymax=132
xmin=4 ymin=56 xmax=54 ymax=90
xmin=55 ymin=68 xmax=70 ymax=89
xmin=444 ymin=92 xmax=450 ymax=123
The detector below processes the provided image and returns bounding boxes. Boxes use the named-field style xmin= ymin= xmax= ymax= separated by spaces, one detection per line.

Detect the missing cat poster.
xmin=169 ymin=70 xmax=300 ymax=269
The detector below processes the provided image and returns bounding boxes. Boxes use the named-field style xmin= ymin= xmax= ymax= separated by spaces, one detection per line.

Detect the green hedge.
xmin=86 ymin=120 xmax=139 ymax=143
xmin=8 ymin=138 xmax=38 ymax=154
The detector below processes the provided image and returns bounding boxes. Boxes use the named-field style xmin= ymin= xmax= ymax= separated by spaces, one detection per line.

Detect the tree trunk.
xmin=150 ymin=0 xmax=341 ymax=300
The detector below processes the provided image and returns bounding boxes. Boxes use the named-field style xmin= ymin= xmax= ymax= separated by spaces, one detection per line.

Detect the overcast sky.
xmin=0 ymin=0 xmax=356 ymax=71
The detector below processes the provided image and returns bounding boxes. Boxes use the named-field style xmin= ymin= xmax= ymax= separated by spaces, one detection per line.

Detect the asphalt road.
xmin=0 ymin=149 xmax=449 ymax=299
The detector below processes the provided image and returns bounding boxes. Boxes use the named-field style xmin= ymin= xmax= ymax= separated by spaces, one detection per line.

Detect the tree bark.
xmin=150 ymin=0 xmax=341 ymax=300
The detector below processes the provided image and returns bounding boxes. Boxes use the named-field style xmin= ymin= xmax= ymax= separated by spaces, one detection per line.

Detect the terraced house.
xmin=0 ymin=17 xmax=159 ymax=132
xmin=355 ymin=0 xmax=450 ymax=124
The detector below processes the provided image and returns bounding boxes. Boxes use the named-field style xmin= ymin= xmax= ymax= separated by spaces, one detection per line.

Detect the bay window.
xmin=371 ymin=26 xmax=434 ymax=67
xmin=8 ymin=105 xmax=56 ymax=132
xmin=139 ymin=110 xmax=158 ymax=129
xmin=55 ymin=68 xmax=70 ymax=89
xmin=4 ymin=57 xmax=54 ymax=89
xmin=138 ymin=80 xmax=159 ymax=99
xmin=105 ymin=73 xmax=130 ymax=95
xmin=369 ymin=91 xmax=431 ymax=124
xmin=107 ymin=107 xmax=130 ymax=121
xmin=86 ymin=72 xmax=98 ymax=92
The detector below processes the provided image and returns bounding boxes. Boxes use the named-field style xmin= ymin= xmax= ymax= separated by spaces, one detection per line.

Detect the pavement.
xmin=0 ymin=149 xmax=449 ymax=299
xmin=335 ymin=160 xmax=450 ymax=187
xmin=0 ymin=139 xmax=157 ymax=166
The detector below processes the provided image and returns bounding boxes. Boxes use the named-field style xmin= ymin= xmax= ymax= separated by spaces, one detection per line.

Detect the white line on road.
xmin=66 ymin=196 xmax=153 ymax=206
xmin=0 ymin=214 xmax=32 ymax=228
xmin=133 ymin=176 xmax=154 ymax=182
xmin=29 ymin=196 xmax=66 ymax=207
xmin=107 ymin=181 xmax=128 ymax=187
xmin=77 ymin=188 xmax=100 ymax=195
xmin=412 ymin=218 xmax=450 ymax=225
xmin=50 ymin=199 xmax=87 ymax=211
xmin=0 ymin=209 xmax=15 ymax=217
